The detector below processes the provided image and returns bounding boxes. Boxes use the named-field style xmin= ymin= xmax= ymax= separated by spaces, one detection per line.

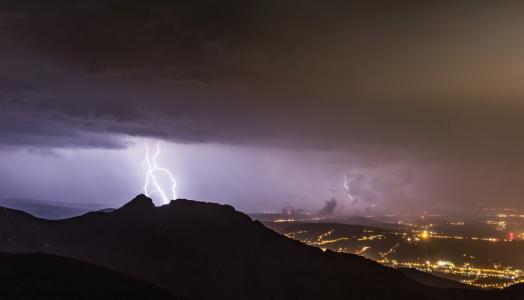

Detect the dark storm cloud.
xmin=0 ymin=101 xmax=156 ymax=149
xmin=318 ymin=198 xmax=337 ymax=216
xmin=1 ymin=0 xmax=524 ymax=160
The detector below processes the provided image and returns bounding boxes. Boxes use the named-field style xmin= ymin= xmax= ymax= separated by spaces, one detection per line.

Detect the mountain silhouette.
xmin=0 ymin=198 xmax=107 ymax=219
xmin=0 ymin=195 xmax=522 ymax=300
xmin=0 ymin=252 xmax=180 ymax=300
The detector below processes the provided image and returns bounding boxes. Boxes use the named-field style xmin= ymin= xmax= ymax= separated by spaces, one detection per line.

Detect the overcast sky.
xmin=1 ymin=1 xmax=524 ymax=212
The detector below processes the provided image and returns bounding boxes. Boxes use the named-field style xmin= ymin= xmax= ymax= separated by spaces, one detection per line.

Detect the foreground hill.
xmin=0 ymin=195 xmax=521 ymax=300
xmin=0 ymin=252 xmax=179 ymax=300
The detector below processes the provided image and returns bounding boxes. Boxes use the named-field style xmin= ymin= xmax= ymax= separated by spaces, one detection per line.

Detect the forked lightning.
xmin=143 ymin=141 xmax=177 ymax=205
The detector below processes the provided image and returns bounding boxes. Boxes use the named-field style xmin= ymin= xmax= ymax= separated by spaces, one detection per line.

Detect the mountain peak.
xmin=118 ymin=194 xmax=155 ymax=212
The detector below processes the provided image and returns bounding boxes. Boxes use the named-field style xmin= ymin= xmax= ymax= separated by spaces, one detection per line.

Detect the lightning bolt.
xmin=143 ymin=141 xmax=177 ymax=205
xmin=344 ymin=174 xmax=357 ymax=205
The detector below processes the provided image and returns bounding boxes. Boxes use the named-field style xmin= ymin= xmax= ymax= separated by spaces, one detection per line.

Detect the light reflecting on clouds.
xmin=0 ymin=138 xmax=429 ymax=213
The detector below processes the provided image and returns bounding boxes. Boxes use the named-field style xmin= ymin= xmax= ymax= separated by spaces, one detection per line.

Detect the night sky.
xmin=2 ymin=1 xmax=524 ymax=212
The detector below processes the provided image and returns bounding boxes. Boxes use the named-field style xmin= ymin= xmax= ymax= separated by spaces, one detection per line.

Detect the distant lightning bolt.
xmin=344 ymin=174 xmax=357 ymax=205
xmin=143 ymin=141 xmax=177 ymax=205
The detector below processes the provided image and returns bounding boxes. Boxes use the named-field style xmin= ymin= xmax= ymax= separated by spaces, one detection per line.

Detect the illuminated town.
xmin=254 ymin=207 xmax=524 ymax=289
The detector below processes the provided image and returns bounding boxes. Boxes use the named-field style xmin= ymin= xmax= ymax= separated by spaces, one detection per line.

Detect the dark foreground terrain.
xmin=0 ymin=195 xmax=522 ymax=300
xmin=0 ymin=252 xmax=179 ymax=300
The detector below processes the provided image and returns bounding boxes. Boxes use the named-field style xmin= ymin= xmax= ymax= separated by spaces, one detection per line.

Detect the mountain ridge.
xmin=0 ymin=198 xmax=108 ymax=219
xmin=0 ymin=195 xmax=521 ymax=300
